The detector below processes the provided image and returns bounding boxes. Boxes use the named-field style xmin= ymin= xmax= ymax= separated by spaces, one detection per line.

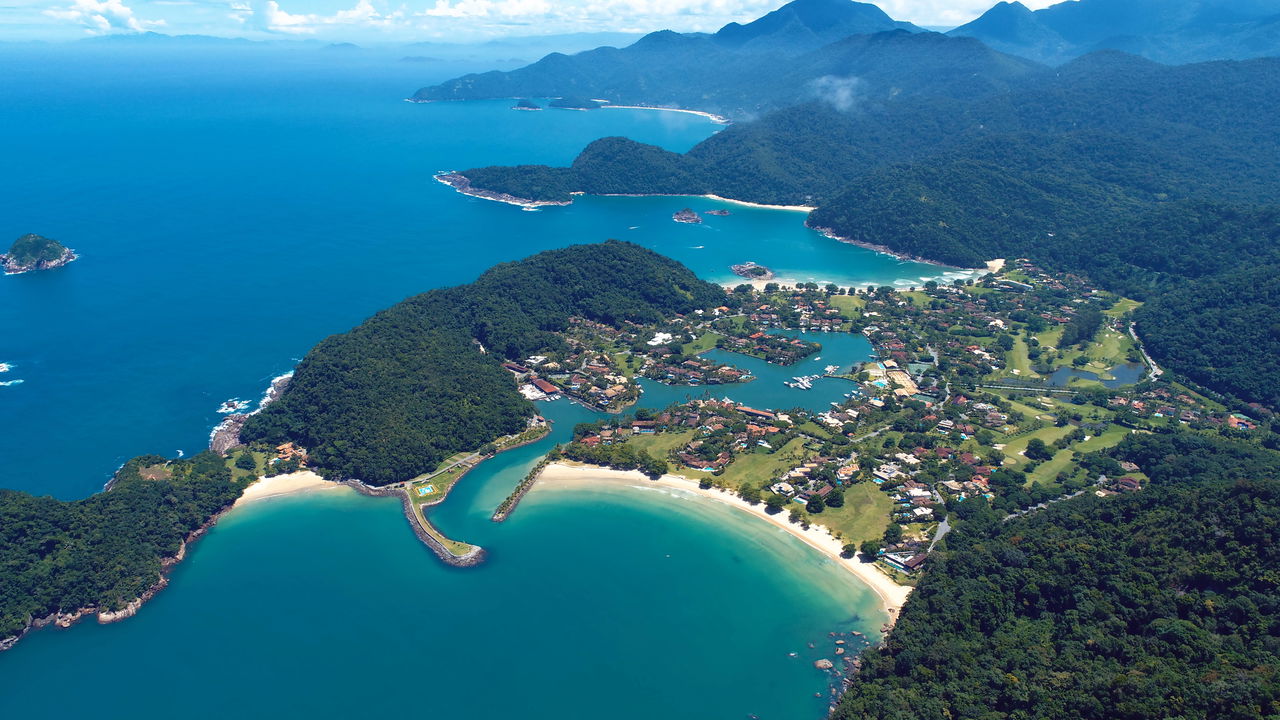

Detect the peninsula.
xmin=2 ymin=234 xmax=76 ymax=274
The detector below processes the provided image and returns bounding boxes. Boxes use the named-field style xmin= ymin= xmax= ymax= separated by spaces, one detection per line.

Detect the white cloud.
xmin=808 ymin=74 xmax=864 ymax=112
xmin=43 ymin=0 xmax=164 ymax=33
xmin=234 ymin=0 xmax=406 ymax=34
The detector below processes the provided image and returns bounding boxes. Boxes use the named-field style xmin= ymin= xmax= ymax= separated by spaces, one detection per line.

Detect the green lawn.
xmin=409 ymin=463 xmax=469 ymax=506
xmin=1105 ymin=298 xmax=1143 ymax=318
xmin=812 ymin=482 xmax=892 ymax=543
xmin=1036 ymin=326 xmax=1064 ymax=349
xmin=1074 ymin=425 xmax=1132 ymax=453
xmin=1003 ymin=334 xmax=1040 ymax=379
xmin=716 ymin=437 xmax=809 ymax=490
xmin=830 ymin=295 xmax=866 ymax=315
xmin=1026 ymin=449 xmax=1076 ymax=486
xmin=1001 ymin=425 xmax=1075 ymax=467
xmin=900 ymin=291 xmax=931 ymax=308
xmin=627 ymin=430 xmax=696 ymax=462
xmin=683 ymin=332 xmax=724 ymax=355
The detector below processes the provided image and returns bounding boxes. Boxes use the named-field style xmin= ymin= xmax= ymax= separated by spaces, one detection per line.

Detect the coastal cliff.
xmin=436 ymin=172 xmax=571 ymax=209
xmin=2 ymin=234 xmax=76 ymax=274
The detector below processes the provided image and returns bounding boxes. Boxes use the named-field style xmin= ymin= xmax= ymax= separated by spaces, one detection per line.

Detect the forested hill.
xmin=834 ymin=432 xmax=1280 ymax=719
xmin=458 ymin=52 xmax=1280 ymax=210
xmin=0 ymin=453 xmax=249 ymax=642
xmin=951 ymin=0 xmax=1280 ymax=66
xmin=413 ymin=27 xmax=1039 ymax=119
xmin=450 ymin=54 xmax=1280 ymax=410
xmin=241 ymin=241 xmax=724 ymax=485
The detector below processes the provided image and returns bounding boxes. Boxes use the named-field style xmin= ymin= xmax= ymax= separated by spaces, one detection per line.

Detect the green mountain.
xmin=241 ymin=241 xmax=724 ymax=485
xmin=834 ymin=431 xmax=1280 ymax=719
xmin=415 ymin=1 xmax=1077 ymax=119
xmin=450 ymin=53 xmax=1280 ymax=408
xmin=951 ymin=0 xmax=1280 ymax=65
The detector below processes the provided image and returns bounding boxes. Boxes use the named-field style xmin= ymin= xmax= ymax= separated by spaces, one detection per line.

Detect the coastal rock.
xmin=436 ymin=172 xmax=571 ymax=209
xmin=2 ymin=234 xmax=77 ymax=274
xmin=705 ymin=209 xmax=731 ymax=216
xmin=730 ymin=261 xmax=774 ymax=280
xmin=673 ymin=208 xmax=702 ymax=224
xmin=814 ymin=658 xmax=834 ymax=670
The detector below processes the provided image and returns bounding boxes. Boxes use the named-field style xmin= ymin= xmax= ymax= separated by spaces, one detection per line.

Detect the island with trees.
xmin=2 ymin=234 xmax=76 ymax=274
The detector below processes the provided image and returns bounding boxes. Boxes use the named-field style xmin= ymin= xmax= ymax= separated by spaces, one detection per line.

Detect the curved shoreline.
xmin=597 ymin=104 xmax=731 ymax=125
xmin=533 ymin=462 xmax=913 ymax=627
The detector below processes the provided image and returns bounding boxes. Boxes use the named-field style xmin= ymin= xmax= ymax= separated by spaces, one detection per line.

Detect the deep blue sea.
xmin=0 ymin=46 xmax=949 ymax=719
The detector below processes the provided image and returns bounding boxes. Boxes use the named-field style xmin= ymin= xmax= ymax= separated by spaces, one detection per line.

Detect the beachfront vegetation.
xmin=0 ymin=453 xmax=250 ymax=639
xmin=455 ymin=51 xmax=1280 ymax=410
xmin=833 ymin=432 xmax=1280 ymax=719
xmin=242 ymin=241 xmax=724 ymax=485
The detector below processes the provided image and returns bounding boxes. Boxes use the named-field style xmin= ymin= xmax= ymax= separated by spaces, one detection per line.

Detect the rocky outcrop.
xmin=435 ymin=172 xmax=570 ymax=209
xmin=673 ymin=208 xmax=702 ymax=224
xmin=1 ymin=500 xmax=231 ymax=652
xmin=2 ymin=245 xmax=76 ymax=274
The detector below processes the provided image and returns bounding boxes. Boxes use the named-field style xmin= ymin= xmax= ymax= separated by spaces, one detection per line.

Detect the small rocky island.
xmin=731 ymin=261 xmax=774 ymax=279
xmin=512 ymin=99 xmax=541 ymax=111
xmin=706 ymin=209 xmax=731 ymax=216
xmin=673 ymin=208 xmax=702 ymax=224
xmin=2 ymin=234 xmax=77 ymax=274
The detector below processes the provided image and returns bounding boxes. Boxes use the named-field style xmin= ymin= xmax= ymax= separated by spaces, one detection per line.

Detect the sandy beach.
xmin=535 ymin=462 xmax=913 ymax=623
xmin=600 ymin=104 xmax=731 ymax=124
xmin=699 ymin=194 xmax=816 ymax=212
xmin=234 ymin=470 xmax=345 ymax=507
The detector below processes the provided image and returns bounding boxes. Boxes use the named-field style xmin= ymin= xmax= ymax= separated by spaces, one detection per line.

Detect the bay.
xmin=0 ymin=48 xmax=925 ymax=719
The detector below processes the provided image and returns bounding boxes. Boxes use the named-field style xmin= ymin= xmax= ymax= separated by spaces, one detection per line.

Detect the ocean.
xmin=0 ymin=46 xmax=942 ymax=718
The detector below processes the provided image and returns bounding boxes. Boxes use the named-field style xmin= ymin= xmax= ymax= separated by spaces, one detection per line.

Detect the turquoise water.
xmin=0 ymin=49 xmax=962 ymax=500
xmin=0 ymin=49 xmax=910 ymax=718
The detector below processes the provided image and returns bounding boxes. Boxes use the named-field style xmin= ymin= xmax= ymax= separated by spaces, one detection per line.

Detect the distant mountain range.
xmin=414 ymin=0 xmax=1280 ymax=114
xmin=951 ymin=0 xmax=1280 ymax=65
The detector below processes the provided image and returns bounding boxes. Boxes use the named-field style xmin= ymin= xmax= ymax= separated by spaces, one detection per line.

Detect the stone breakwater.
xmin=491 ymin=457 xmax=551 ymax=522
xmin=342 ymin=481 xmax=486 ymax=568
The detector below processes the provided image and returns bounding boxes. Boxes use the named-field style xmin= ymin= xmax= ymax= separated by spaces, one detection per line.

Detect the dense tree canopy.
xmin=0 ymin=453 xmax=247 ymax=639
xmin=243 ymin=241 xmax=724 ymax=484
xmin=834 ymin=432 xmax=1280 ymax=719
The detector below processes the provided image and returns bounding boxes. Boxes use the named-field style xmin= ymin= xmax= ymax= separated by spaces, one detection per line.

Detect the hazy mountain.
xmin=713 ymin=0 xmax=920 ymax=52
xmin=413 ymin=20 xmax=1037 ymax=118
xmin=951 ymin=0 xmax=1280 ymax=64
xmin=412 ymin=0 xmax=942 ymax=116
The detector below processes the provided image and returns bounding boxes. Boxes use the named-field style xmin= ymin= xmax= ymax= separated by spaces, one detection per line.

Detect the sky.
xmin=1 ymin=0 xmax=1063 ymax=43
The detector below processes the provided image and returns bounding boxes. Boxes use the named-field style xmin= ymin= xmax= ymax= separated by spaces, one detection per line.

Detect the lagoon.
xmin=1 ymin=48 xmax=923 ymax=719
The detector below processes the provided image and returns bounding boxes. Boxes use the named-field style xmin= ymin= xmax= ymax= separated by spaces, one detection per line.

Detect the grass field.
xmin=716 ymin=437 xmax=809 ymax=490
xmin=409 ymin=463 xmax=469 ymax=506
xmin=1026 ymin=449 xmax=1077 ymax=486
xmin=830 ymin=295 xmax=866 ymax=315
xmin=627 ymin=430 xmax=696 ymax=463
xmin=900 ymin=291 xmax=931 ymax=308
xmin=812 ymin=482 xmax=892 ymax=543
xmin=683 ymin=332 xmax=724 ymax=355
xmin=1074 ymin=425 xmax=1132 ymax=453
xmin=1001 ymin=425 xmax=1075 ymax=466
xmin=1105 ymin=298 xmax=1143 ymax=318
xmin=1003 ymin=334 xmax=1041 ymax=379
